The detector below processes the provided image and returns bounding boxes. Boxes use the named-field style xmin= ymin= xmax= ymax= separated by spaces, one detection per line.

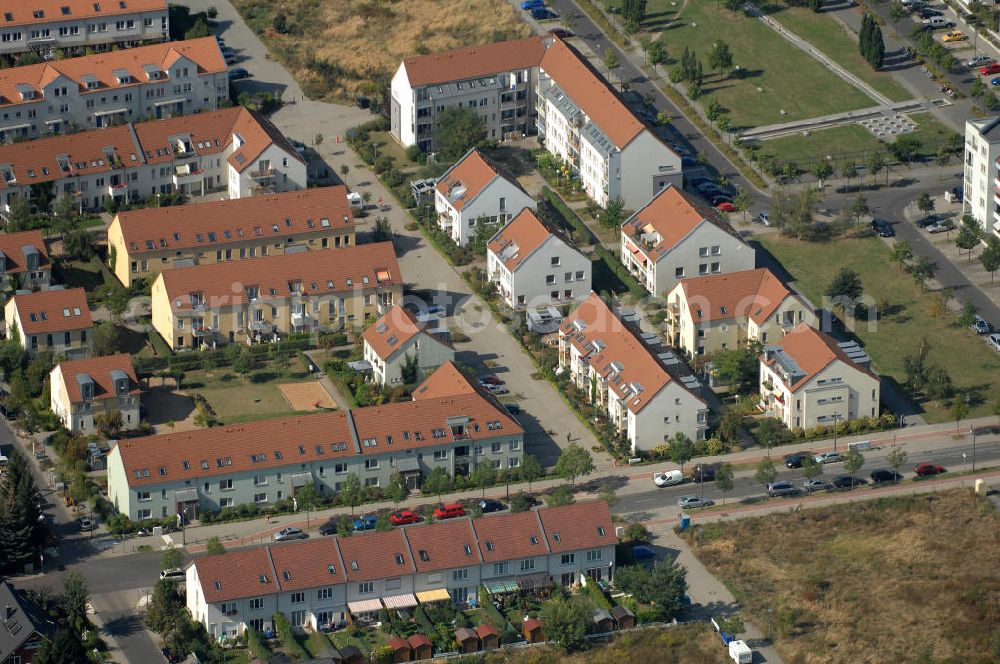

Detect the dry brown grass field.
xmin=233 ymin=0 xmax=531 ymax=100
xmin=691 ymin=490 xmax=1000 ymax=664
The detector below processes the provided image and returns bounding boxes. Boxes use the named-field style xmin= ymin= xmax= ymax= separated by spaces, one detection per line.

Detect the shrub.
xmin=272 ymin=612 xmax=308 ymax=660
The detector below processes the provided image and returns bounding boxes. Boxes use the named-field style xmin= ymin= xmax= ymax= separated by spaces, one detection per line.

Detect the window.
xmin=291 ymin=592 xmax=304 ymax=604
xmin=675 ymin=266 xmax=685 ymax=278
xmin=254 ymin=492 xmax=268 ymax=503
xmin=137 ymin=491 xmax=151 ymax=502
xmin=520 ymin=558 xmax=535 ymax=571
xmin=364 ymin=459 xmax=379 ymax=470
xmin=335 ymin=462 xmax=348 ymax=474
xmin=575 ymin=270 xmax=585 ymax=281
xmin=550 ymin=256 xmax=560 ymax=266
xmin=545 ymin=275 xmax=555 ymax=285
xmin=364 ymin=477 xmax=379 ymax=487
xmin=318 ymin=587 xmax=333 ymax=600
xmin=219 ymin=479 xmax=233 ymax=491
xmin=253 ymin=475 xmax=267 ymax=486
xmin=711 ymin=245 xmax=721 ymax=255
xmin=220 ymin=497 xmax=234 ymax=508
xmin=433 ymin=450 xmax=448 ymax=461
xmin=699 ymin=247 xmax=708 ymax=257
xmin=358 ymin=581 xmax=374 ymax=594
xmin=711 ymin=262 xmax=720 ymax=273
xmin=249 ymin=597 xmax=264 ymax=610
xmin=493 ymin=562 xmax=510 ymax=576
xmin=586 ymin=549 xmax=602 ymax=562
xmin=137 ymin=509 xmax=151 ymax=520
xmin=491 ymin=441 xmax=502 ymax=454
xmin=452 ymin=568 xmax=468 ymax=581
xmin=509 ymin=440 xmax=521 ymax=451
xmin=561 ymin=553 xmax=576 ymax=565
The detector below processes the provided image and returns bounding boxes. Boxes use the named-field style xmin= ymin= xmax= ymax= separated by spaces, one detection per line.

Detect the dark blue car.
xmin=353 ymin=514 xmax=378 ymax=531
xmin=521 ymin=0 xmax=544 ymax=9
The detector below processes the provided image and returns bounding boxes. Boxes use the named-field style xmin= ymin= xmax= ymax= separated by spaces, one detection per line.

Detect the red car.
xmin=716 ymin=201 xmax=737 ymax=213
xmin=433 ymin=503 xmax=466 ymax=519
xmin=914 ymin=462 xmax=946 ymax=476
xmin=981 ymin=63 xmax=1000 ymax=75
xmin=389 ymin=509 xmax=419 ymax=526
xmin=477 ymin=374 xmax=504 ymax=386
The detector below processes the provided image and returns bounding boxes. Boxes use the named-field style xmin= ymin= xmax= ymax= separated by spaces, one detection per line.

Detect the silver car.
xmin=813 ymin=452 xmax=842 ymax=464
xmin=802 ymin=478 xmax=831 ymax=493
xmin=678 ymin=495 xmax=714 ymax=509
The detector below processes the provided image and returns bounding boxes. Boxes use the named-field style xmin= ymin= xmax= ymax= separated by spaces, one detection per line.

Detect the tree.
xmin=603 ymin=48 xmax=620 ymax=84
xmin=62 ymin=227 xmax=95 ymax=261
xmin=956 ymin=216 xmax=982 ymax=261
xmin=33 ymin=627 xmax=87 ymax=664
xmin=92 ymin=320 xmax=124 ymax=356
xmin=233 ymin=348 xmax=256 ymax=380
xmin=754 ymin=459 xmax=777 ymax=498
xmin=599 ymin=196 xmax=627 ymax=229
xmin=546 ymin=484 xmax=576 ymax=507
xmin=540 ymin=596 xmax=592 ymax=652
xmin=723 ymin=0 xmax=743 ymax=14
xmin=958 ymin=301 xmax=978 ymax=330
xmin=520 ymin=454 xmax=543 ymax=490
xmin=891 ymin=135 xmax=922 ymax=165
xmin=715 ymin=463 xmax=735 ymax=505
xmin=423 ymin=466 xmax=452 ymax=503
xmin=850 ymin=195 xmax=870 ymax=227
xmin=888 ymin=1 xmax=906 ymax=31
xmin=734 ymin=187 xmax=752 ymax=221
xmin=886 ymin=446 xmax=907 ymax=475
xmin=813 ymin=160 xmax=834 ymax=185
xmin=801 ymin=455 xmax=822 ymax=481
xmin=339 ymin=473 xmax=364 ymax=515
xmin=183 ymin=16 xmax=211 ymax=39
xmin=613 ymin=559 xmax=688 ymax=620
xmin=840 ymin=161 xmax=858 ymax=191
xmin=61 ymin=569 xmax=89 ymax=629
xmin=161 ymin=547 xmax=183 ymax=572
xmin=712 ymin=342 xmax=761 ymax=393
xmin=981 ymin=236 xmax=1000 ymax=282
xmin=910 ymin=256 xmax=934 ymax=292
xmin=372 ymin=216 xmax=393 ymax=243
xmin=709 ymin=41 xmax=733 ymax=76
xmin=867 ymin=24 xmax=885 ymax=69
xmin=890 ymin=241 xmax=912 ymax=270
xmin=950 ymin=395 xmax=969 ymax=433
xmin=826 ymin=268 xmax=863 ymax=314
xmin=842 ymin=449 xmax=865 ymax=487
xmin=509 ymin=491 xmax=534 ymax=513
xmin=399 ymin=353 xmax=419 ymax=385
xmin=470 ymin=463 xmax=495 ymax=498
xmin=916 ymin=192 xmax=934 ymax=216
xmin=144 ymin=577 xmax=185 ymax=636
xmin=598 ymin=478 xmax=618 ymax=507
xmin=866 ymin=152 xmax=885 ymax=186
xmin=383 ymin=472 xmax=408 ymax=506
xmin=95 ymin=410 xmax=123 ymax=438
xmin=662 ymin=433 xmax=693 ymax=474
xmin=647 ymin=39 xmax=667 ymax=74
xmin=375 ymin=513 xmax=392 ymax=532
xmin=433 ymin=107 xmax=486 ymax=161
xmin=554 ymin=443 xmax=594 ymax=484
xmin=3 ymin=195 xmax=32 ymax=232
xmin=205 ymin=537 xmax=226 ymax=556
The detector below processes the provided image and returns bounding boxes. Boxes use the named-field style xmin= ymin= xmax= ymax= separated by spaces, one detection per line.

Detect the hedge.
xmin=245 ymin=627 xmax=273 ymax=661
xmin=273 ymin=612 xmax=309 ymax=660
xmin=540 ymin=187 xmax=597 ymax=246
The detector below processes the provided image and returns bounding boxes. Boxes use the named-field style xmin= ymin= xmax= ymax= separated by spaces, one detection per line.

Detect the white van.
xmin=653 ymin=470 xmax=684 ymax=487
xmin=923 ymin=15 xmax=955 ymax=28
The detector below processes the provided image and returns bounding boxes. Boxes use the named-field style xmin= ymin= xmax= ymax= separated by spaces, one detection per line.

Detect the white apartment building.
xmin=486 ymin=207 xmax=590 ymax=308
xmin=964 ymin=116 xmax=1000 ymax=237
xmin=620 ymin=185 xmax=755 ymax=297
xmin=536 ymin=39 xmax=681 ymax=210
xmin=434 ymin=147 xmax=535 ymax=247
xmin=0 ymin=0 xmax=169 ymax=57
xmin=49 ymin=353 xmax=140 ymax=435
xmin=4 ymin=287 xmax=93 ymax=358
xmin=0 ymin=37 xmax=227 ymax=142
xmin=559 ymin=293 xmax=709 ymax=452
xmin=389 ymin=37 xmax=545 ymax=152
xmin=665 ymin=268 xmax=816 ymax=358
xmin=362 ymin=305 xmax=455 ymax=386
xmin=186 ymin=502 xmax=616 ymax=640
xmin=0 ymin=106 xmax=305 ymax=216
xmin=759 ymin=324 xmax=880 ymax=430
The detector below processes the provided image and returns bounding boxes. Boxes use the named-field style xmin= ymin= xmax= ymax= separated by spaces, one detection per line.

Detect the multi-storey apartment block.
xmin=185 ymin=501 xmax=615 ymax=639
xmin=759 ymin=324 xmax=880 ymax=430
xmin=107 ymin=186 xmax=356 ymax=287
xmin=434 ymin=148 xmax=535 ymax=247
xmin=106 ymin=362 xmax=524 ymax=520
xmin=0 ymin=229 xmax=50 ymax=290
xmin=963 ymin=116 xmax=1000 ymax=238
xmin=390 ymin=37 xmax=545 ymax=152
xmin=0 ymin=37 xmax=226 ymax=142
xmin=49 ymin=353 xmax=140 ymax=435
xmin=536 ymin=39 xmax=681 ymax=209
xmin=362 ymin=305 xmax=455 ymax=386
xmin=0 ymin=106 xmax=305 ymax=217
xmin=486 ymin=208 xmax=590 ymax=308
xmin=619 ymin=185 xmax=755 ymax=297
xmin=665 ymin=268 xmax=816 ymax=358
xmin=0 ymin=0 xmax=169 ymax=58
xmin=4 ymin=287 xmax=92 ymax=357
xmin=150 ymin=242 xmax=402 ymax=350
xmin=560 ymin=293 xmax=709 ymax=452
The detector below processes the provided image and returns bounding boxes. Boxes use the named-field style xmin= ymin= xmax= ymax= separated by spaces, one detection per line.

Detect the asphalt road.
xmin=618 ymin=437 xmax=999 ymax=515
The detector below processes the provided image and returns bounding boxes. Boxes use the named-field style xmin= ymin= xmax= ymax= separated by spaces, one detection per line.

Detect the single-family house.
xmin=49 ymin=353 xmax=140 ymax=435
xmin=0 ymin=230 xmax=50 ymax=291
xmin=362 ymin=305 xmax=454 ymax=386
xmin=0 ymin=581 xmax=55 ymax=664
xmin=4 ymin=287 xmax=93 ymax=357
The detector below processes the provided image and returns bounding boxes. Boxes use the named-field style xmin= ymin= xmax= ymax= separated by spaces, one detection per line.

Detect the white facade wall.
xmin=544 ymin=544 xmax=616 ymax=585
xmin=229 ymin=142 xmax=307 ymax=200
xmin=0 ymin=9 xmax=169 ymax=56
xmin=963 ymin=118 xmax=1000 ymax=237
xmin=487 ymin=235 xmax=591 ymax=309
xmin=618 ymin=131 xmax=683 ymax=211
xmin=759 ymin=361 xmax=880 ymax=430
xmin=435 ymin=179 xmax=534 ymax=247
xmin=624 ymin=382 xmax=708 ymax=453
xmin=364 ymin=333 xmax=455 ymax=386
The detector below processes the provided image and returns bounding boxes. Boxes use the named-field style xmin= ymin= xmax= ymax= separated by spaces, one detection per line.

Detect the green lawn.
xmin=758 ymin=235 xmax=1000 ymax=422
xmin=770 ymin=6 xmax=910 ymax=102
xmin=605 ymin=0 xmax=679 ymax=32
xmin=186 ymin=358 xmax=316 ymax=423
xmin=655 ymin=2 xmax=872 ymax=128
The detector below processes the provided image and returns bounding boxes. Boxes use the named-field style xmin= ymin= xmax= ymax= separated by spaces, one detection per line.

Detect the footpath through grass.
xmin=664 ymin=2 xmax=871 ymax=128
xmin=758 ymin=234 xmax=1000 ymax=422
xmin=690 ymin=490 xmax=1000 ymax=664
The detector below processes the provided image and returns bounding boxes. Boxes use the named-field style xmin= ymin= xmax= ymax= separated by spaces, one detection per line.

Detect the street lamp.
xmin=832 ymin=413 xmax=842 ymax=452
xmin=971 ymin=424 xmax=977 ymax=472
xmin=962 ymin=452 xmax=967 ymax=479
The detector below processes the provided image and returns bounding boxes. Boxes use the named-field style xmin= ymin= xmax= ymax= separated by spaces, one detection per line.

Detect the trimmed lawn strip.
xmin=187 ymin=360 xmax=316 ymax=423
xmin=757 ymin=235 xmax=1000 ymax=422
xmin=665 ymin=3 xmax=872 ymax=128
xmin=770 ymin=6 xmax=910 ymax=102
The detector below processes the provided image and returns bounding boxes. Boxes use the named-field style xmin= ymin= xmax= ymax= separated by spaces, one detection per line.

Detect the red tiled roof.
xmin=115 ymin=186 xmax=353 ymax=255
xmin=402 ymin=37 xmax=544 ymax=87
xmin=540 ymin=39 xmax=643 ymax=149
xmin=0 ymin=230 xmax=49 ymax=274
xmin=411 ymin=361 xmax=478 ymax=400
xmin=9 ymin=288 xmax=92 ymax=334
xmin=677 ymin=268 xmax=804 ymax=325
xmin=487 ymin=208 xmax=561 ymax=272
xmin=536 ymin=501 xmax=614 ymax=553
xmin=338 ymin=529 xmax=415 ymax=582
xmin=621 ymin=185 xmax=740 ymax=262
xmin=403 ymin=519 xmax=482 ymax=573
xmin=132 ymin=106 xmax=243 ymax=166
xmin=362 ymin=305 xmax=424 ymax=361
xmin=227 ymin=107 xmax=305 ymax=173
xmin=435 ymin=149 xmax=500 ymax=212
xmin=471 ymin=510 xmax=548 ymax=563
xmin=476 ymin=624 xmax=499 ymax=638
xmin=0 ymin=38 xmax=223 ymax=108
xmin=407 ymin=634 xmax=431 ymax=649
xmin=158 ymin=242 xmax=400 ymax=313
xmin=54 ymin=353 xmax=139 ymax=404
xmin=387 ymin=637 xmax=410 ymax=652
xmin=0 ymin=0 xmax=165 ymax=27
xmin=267 ymin=538 xmax=347 ymax=592
xmin=765 ymin=324 xmax=878 ymax=392
xmin=192 ymin=547 xmax=275 ymax=603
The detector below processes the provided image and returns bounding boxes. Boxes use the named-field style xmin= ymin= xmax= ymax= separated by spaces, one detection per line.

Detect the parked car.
xmin=691 ymin=463 xmax=719 ymax=482
xmin=917 ymin=7 xmax=942 ymax=18
xmin=802 ymin=478 xmax=831 ymax=493
xmin=653 ymin=469 xmax=685 ymax=487
xmin=318 ymin=519 xmax=339 ymax=536
xmin=433 ymin=503 xmax=466 ymax=520
xmin=926 ymin=219 xmax=954 ymax=234
xmin=941 ymin=30 xmax=967 ymax=42
xmin=923 ymin=15 xmax=955 ymax=28
xmin=520 ymin=0 xmax=544 ymax=8
xmin=916 ymin=214 xmax=939 ymax=228
xmin=273 ymin=527 xmax=307 ymax=541
xmin=478 ymin=499 xmax=507 ymax=513
xmin=972 ymin=315 xmax=991 ymax=334
xmin=478 ymin=374 xmax=504 ymax=386
xmin=228 ymin=68 xmax=250 ymax=80
xmin=631 ymin=544 xmax=656 ymax=559
xmin=870 ymin=469 xmax=903 ymax=484
xmin=914 ymin=462 xmax=946 ymax=476
xmin=531 ymin=6 xmax=556 ymax=19
xmin=950 ymin=186 xmax=963 ymax=202
xmin=548 ymin=27 xmax=575 ymax=38
xmin=871 ymin=218 xmax=895 ymax=237
xmin=504 ymin=403 xmax=522 ymax=415
xmin=813 ymin=451 xmax=842 ymax=464
xmin=987 ymin=333 xmax=1000 ymax=352
xmin=389 ymin=510 xmax=419 ymax=526
xmin=79 ymin=518 xmax=96 ymax=531
xmin=831 ymin=475 xmax=868 ymax=489
xmin=356 ymin=96 xmax=371 ymax=109
xmin=784 ymin=453 xmax=808 ymax=469
xmin=991 ymin=76 xmax=1000 ymax=86
xmin=678 ymin=495 xmax=715 ymax=509
xmin=981 ymin=63 xmax=1000 ymax=75
xmin=352 ymin=514 xmax=378 ymax=531
xmin=486 ymin=384 xmax=510 ymax=395
xmin=758 ymin=211 xmax=771 ymax=226
xmin=967 ymin=55 xmax=994 ymax=67
xmin=767 ymin=481 xmax=801 ymax=498
xmin=716 ymin=201 xmax=737 ymax=213
xmin=160 ymin=568 xmax=185 ymax=581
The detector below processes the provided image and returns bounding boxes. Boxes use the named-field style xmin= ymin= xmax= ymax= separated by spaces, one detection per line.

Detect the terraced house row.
xmin=0 ymin=36 xmax=227 ymax=141
xmin=0 ymin=105 xmax=305 ymax=216
xmin=185 ymin=501 xmax=616 ymax=640
xmin=106 ymin=362 xmax=525 ymax=520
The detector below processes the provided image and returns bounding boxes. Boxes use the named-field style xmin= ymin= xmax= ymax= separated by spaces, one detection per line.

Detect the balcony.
xmin=108 ymin=181 xmax=128 ymax=197
xmin=192 ymin=325 xmax=215 ymax=337
xmin=249 ymin=166 xmax=274 ymax=180
xmin=248 ymin=320 xmax=274 ymax=335
xmin=290 ymin=311 xmax=311 ymax=328
xmin=173 ymin=164 xmax=203 ymax=187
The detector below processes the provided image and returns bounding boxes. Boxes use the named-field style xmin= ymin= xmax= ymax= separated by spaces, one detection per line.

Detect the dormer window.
xmin=33 ymin=10 xmax=45 ymax=19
